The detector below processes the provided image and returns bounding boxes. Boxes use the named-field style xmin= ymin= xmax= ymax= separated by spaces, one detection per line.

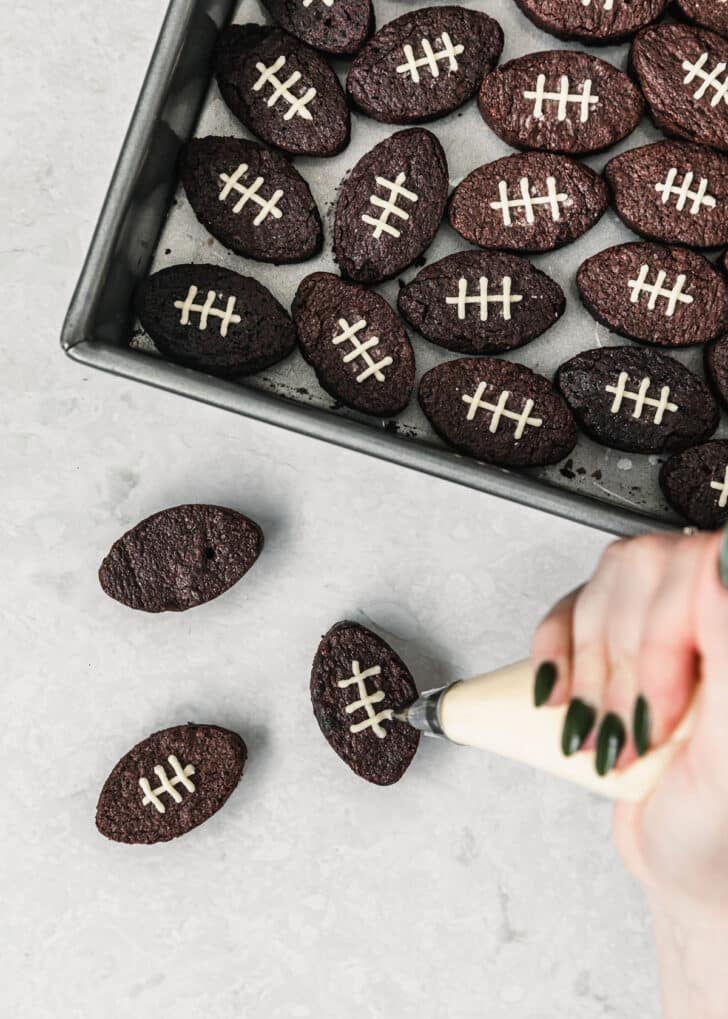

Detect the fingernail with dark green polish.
xmin=534 ymin=662 xmax=558 ymax=707
xmin=633 ymin=695 xmax=651 ymax=757
xmin=719 ymin=524 xmax=728 ymax=589
xmin=561 ymin=698 xmax=597 ymax=756
xmin=595 ymin=713 xmax=627 ymax=777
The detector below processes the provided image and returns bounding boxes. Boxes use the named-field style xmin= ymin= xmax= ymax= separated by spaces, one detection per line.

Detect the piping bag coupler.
xmin=399 ymin=659 xmax=696 ymax=802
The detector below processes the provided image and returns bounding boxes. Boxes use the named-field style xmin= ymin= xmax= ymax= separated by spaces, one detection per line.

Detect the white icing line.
xmin=489 ymin=176 xmax=569 ymax=226
xmin=446 ymin=276 xmax=523 ymax=322
xmin=331 ymin=317 xmax=393 ymax=383
xmin=523 ymin=74 xmax=599 ymax=123
xmin=462 ymin=383 xmax=543 ymax=439
xmin=396 ymin=33 xmax=465 ymax=84
xmin=582 ymin=0 xmax=615 ymax=7
xmin=139 ymin=755 xmax=196 ymax=814
xmin=711 ymin=465 xmax=728 ymax=507
xmin=362 ymin=173 xmax=419 ymax=240
xmin=337 ymin=662 xmax=393 ymax=739
xmin=218 ymin=163 xmax=284 ymax=225
xmin=628 ymin=264 xmax=694 ymax=317
xmin=252 ymin=55 xmax=317 ymax=121
xmin=605 ymin=372 xmax=678 ymax=424
xmin=682 ymin=53 xmax=728 ymax=108
xmin=655 ymin=168 xmax=716 ymax=215
xmin=303 ymin=0 xmax=334 ymax=6
xmin=174 ymin=286 xmax=241 ymax=337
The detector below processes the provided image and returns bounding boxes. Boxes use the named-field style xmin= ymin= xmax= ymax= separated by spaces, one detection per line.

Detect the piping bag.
xmin=398 ymin=659 xmax=697 ymax=802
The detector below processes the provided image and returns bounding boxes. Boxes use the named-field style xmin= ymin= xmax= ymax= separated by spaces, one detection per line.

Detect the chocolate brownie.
xmin=577 ymin=242 xmax=728 ymax=346
xmin=513 ymin=0 xmax=669 ymax=44
xmin=605 ymin=142 xmax=728 ymax=250
xmin=479 ymin=50 xmax=643 ymax=156
xmin=292 ymin=272 xmax=415 ymax=416
xmin=706 ymin=331 xmax=728 ymax=407
xmin=419 ymin=357 xmax=577 ymax=467
xmin=660 ymin=441 xmax=728 ymax=529
xmin=262 ymin=0 xmax=374 ymax=56
xmin=136 ymin=264 xmax=297 ymax=379
xmin=397 ymin=250 xmax=565 ymax=355
xmin=310 ymin=621 xmax=420 ymax=785
xmin=99 ymin=504 xmax=263 ymax=612
xmin=557 ymin=346 xmax=719 ymax=453
xmin=631 ymin=24 xmax=728 ymax=153
xmin=180 ymin=137 xmax=322 ymax=264
xmin=448 ymin=151 xmax=608 ymax=254
xmin=96 ymin=724 xmax=246 ymax=844
xmin=347 ymin=5 xmax=503 ymax=124
xmin=334 ymin=128 xmax=448 ymax=284
xmin=674 ymin=0 xmax=728 ymax=39
xmin=215 ymin=24 xmax=349 ymax=157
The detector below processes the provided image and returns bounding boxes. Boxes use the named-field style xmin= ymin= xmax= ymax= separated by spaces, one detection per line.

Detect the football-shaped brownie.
xmin=706 ymin=331 xmax=728 ymax=407
xmin=311 ymin=621 xmax=420 ymax=786
xmin=577 ymin=242 xmax=728 ymax=346
xmin=99 ymin=504 xmax=263 ymax=612
xmin=448 ymin=152 xmax=608 ymax=254
xmin=631 ymin=24 xmax=728 ymax=153
xmin=215 ymin=24 xmax=349 ymax=157
xmin=513 ymin=0 xmax=669 ymax=44
xmin=660 ymin=441 xmax=728 ymax=529
xmin=180 ymin=137 xmax=322 ymax=264
xmin=674 ymin=1 xmax=728 ymax=42
xmin=261 ymin=0 xmax=374 ymax=56
xmin=397 ymin=250 xmax=565 ymax=355
xmin=557 ymin=346 xmax=719 ymax=453
xmin=334 ymin=128 xmax=448 ymax=284
xmin=292 ymin=272 xmax=415 ymax=416
xmin=96 ymin=724 xmax=246 ymax=844
xmin=346 ymin=5 xmax=503 ymax=124
xmin=136 ymin=264 xmax=296 ymax=379
xmin=419 ymin=358 xmax=577 ymax=467
xmin=605 ymin=142 xmax=728 ymax=250
xmin=479 ymin=50 xmax=643 ymax=156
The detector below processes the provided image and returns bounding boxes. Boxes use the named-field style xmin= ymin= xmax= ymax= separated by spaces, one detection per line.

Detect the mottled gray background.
xmin=2 ymin=2 xmax=659 ymax=1017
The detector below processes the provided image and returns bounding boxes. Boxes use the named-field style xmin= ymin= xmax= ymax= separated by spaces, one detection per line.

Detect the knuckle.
xmin=598 ymin=539 xmax=625 ymax=571
xmin=533 ymin=611 xmax=564 ymax=651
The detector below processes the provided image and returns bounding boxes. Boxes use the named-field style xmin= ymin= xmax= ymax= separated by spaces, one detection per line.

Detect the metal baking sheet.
xmin=63 ymin=0 xmax=727 ymax=535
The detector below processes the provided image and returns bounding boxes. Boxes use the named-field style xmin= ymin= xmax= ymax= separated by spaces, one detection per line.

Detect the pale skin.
xmin=532 ymin=529 xmax=728 ymax=1019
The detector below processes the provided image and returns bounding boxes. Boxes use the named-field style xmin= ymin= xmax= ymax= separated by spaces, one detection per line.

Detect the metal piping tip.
xmin=396 ymin=683 xmax=459 ymax=738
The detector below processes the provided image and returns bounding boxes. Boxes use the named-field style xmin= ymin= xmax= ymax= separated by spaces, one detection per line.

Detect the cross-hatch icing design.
xmin=655 ymin=169 xmax=716 ymax=215
xmin=711 ymin=466 xmax=728 ymax=508
xmin=218 ymin=163 xmax=284 ymax=225
xmin=490 ymin=176 xmax=569 ymax=226
xmin=462 ymin=383 xmax=543 ymax=439
xmin=139 ymin=755 xmax=196 ymax=814
xmin=682 ymin=53 xmax=728 ymax=108
xmin=446 ymin=276 xmax=523 ymax=322
xmin=332 ymin=318 xmax=393 ymax=383
xmin=396 ymin=33 xmax=465 ymax=84
xmin=605 ymin=372 xmax=678 ymax=425
xmin=174 ymin=286 xmax=242 ymax=338
xmin=253 ymin=55 xmax=317 ymax=121
xmin=337 ymin=662 xmax=393 ymax=739
xmin=628 ymin=264 xmax=694 ymax=318
xmin=524 ymin=75 xmax=600 ymax=123
xmin=362 ymin=173 xmax=419 ymax=239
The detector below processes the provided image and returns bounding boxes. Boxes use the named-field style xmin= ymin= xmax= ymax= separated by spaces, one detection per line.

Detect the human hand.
xmin=531 ymin=528 xmax=728 ymax=917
